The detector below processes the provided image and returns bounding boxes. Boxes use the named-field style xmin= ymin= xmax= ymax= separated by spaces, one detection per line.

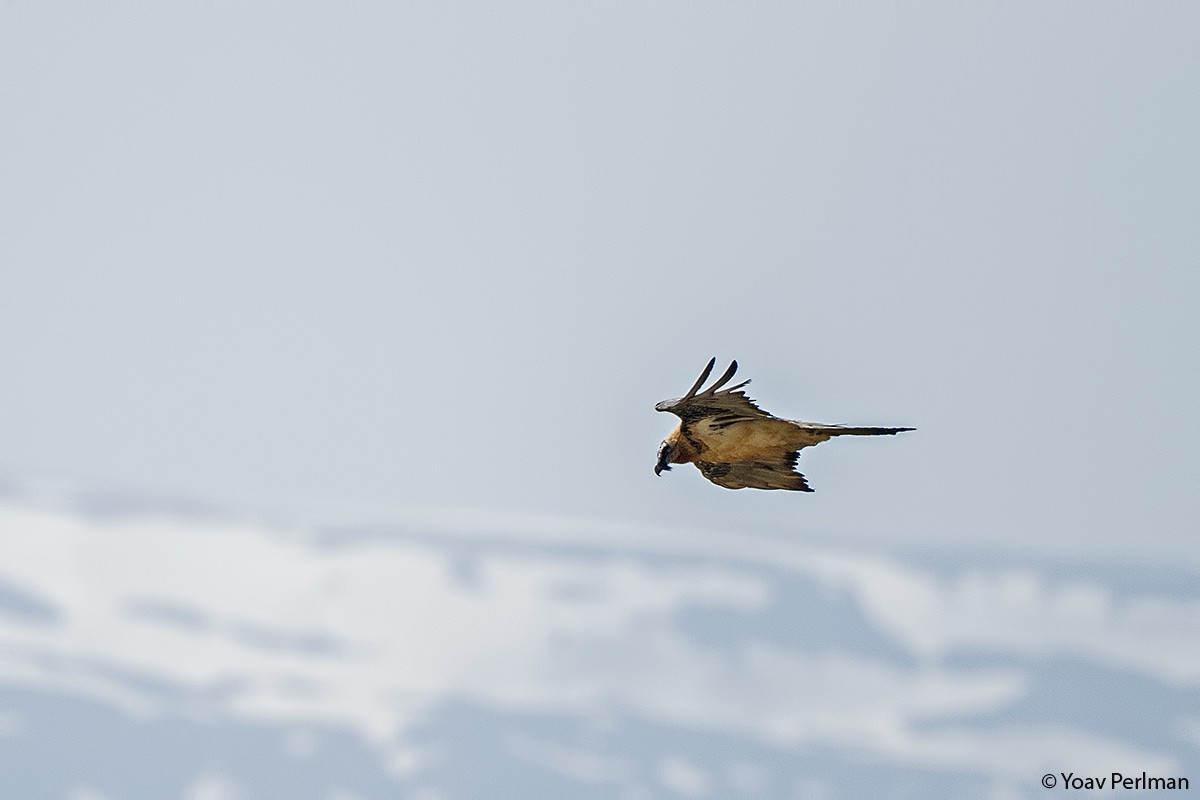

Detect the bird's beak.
xmin=654 ymin=442 xmax=673 ymax=476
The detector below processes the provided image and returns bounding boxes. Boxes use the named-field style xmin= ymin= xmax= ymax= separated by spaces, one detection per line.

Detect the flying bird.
xmin=654 ymin=358 xmax=914 ymax=491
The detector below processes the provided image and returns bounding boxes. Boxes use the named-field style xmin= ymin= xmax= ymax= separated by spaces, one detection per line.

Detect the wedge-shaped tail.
xmin=809 ymin=425 xmax=915 ymax=437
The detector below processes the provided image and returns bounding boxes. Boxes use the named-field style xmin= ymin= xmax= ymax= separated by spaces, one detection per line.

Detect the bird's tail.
xmin=822 ymin=425 xmax=915 ymax=437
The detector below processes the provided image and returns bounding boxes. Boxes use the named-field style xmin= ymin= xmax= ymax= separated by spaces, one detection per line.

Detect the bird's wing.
xmin=696 ymin=454 xmax=813 ymax=492
xmin=654 ymin=358 xmax=773 ymax=424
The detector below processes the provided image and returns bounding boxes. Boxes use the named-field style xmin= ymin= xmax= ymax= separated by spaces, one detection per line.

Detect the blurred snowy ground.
xmin=1 ymin=494 xmax=1197 ymax=800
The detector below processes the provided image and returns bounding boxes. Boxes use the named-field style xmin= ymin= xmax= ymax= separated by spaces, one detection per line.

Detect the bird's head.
xmin=654 ymin=439 xmax=675 ymax=476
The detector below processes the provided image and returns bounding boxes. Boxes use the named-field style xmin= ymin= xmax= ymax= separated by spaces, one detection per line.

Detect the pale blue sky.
xmin=2 ymin=5 xmax=1200 ymax=798
xmin=2 ymin=2 xmax=1197 ymax=564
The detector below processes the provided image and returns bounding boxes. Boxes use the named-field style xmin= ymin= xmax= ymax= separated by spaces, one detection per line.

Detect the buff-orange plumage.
xmin=654 ymin=358 xmax=914 ymax=491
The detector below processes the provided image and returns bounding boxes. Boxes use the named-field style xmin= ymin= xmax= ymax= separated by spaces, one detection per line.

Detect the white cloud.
xmin=812 ymin=554 xmax=1200 ymax=684
xmin=182 ymin=774 xmax=243 ymax=800
xmin=64 ymin=789 xmax=111 ymax=800
xmin=505 ymin=733 xmax=631 ymax=786
xmin=657 ymin=756 xmax=710 ymax=797
xmin=0 ymin=501 xmax=1192 ymax=787
xmin=882 ymin=725 xmax=1175 ymax=784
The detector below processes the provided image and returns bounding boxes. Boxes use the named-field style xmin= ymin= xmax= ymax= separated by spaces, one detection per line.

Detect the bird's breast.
xmin=689 ymin=418 xmax=797 ymax=461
